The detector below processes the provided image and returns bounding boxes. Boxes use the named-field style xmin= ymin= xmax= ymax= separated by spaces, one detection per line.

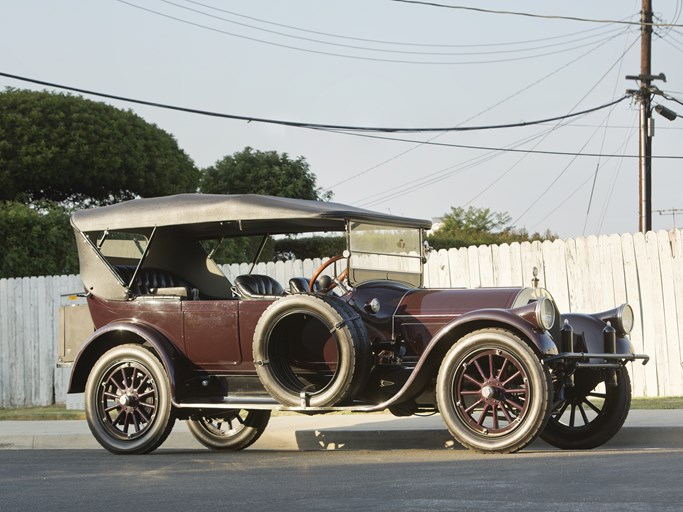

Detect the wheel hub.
xmin=481 ymin=380 xmax=504 ymax=403
xmin=118 ymin=393 xmax=138 ymax=408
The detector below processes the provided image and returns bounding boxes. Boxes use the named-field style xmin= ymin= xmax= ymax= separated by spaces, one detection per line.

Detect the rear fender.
xmin=68 ymin=321 xmax=187 ymax=400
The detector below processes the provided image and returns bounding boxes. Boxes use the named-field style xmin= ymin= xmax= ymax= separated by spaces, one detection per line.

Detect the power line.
xmin=183 ymin=0 xmax=630 ymax=49
xmin=5 ymin=69 xmax=673 ymax=163
xmin=0 ymin=71 xmax=633 ymax=133
xmin=324 ymin=128 xmax=683 ymax=159
xmin=114 ymin=0 xmax=637 ymax=65
xmin=160 ymin=0 xmax=629 ymax=56
xmin=463 ymin=33 xmax=639 ymax=217
xmin=325 ymin=26 xmax=633 ymax=192
xmin=388 ymin=0 xmax=683 ymax=27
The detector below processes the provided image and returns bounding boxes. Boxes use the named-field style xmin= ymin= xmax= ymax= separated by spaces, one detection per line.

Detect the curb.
xmin=1 ymin=425 xmax=681 ymax=452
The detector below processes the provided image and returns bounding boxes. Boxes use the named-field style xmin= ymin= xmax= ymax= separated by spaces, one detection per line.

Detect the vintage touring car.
xmin=59 ymin=194 xmax=648 ymax=454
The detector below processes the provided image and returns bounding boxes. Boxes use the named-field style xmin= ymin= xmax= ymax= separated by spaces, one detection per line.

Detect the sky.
xmin=1 ymin=0 xmax=682 ymax=239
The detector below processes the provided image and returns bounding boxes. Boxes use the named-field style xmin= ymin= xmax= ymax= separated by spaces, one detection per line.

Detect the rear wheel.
xmin=187 ymin=409 xmax=271 ymax=451
xmin=85 ymin=344 xmax=175 ymax=454
xmin=541 ymin=366 xmax=631 ymax=450
xmin=437 ymin=328 xmax=552 ymax=454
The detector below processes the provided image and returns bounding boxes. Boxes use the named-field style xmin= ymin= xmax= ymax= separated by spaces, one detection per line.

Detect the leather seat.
xmin=234 ymin=274 xmax=284 ymax=299
xmin=115 ymin=265 xmax=193 ymax=297
xmin=288 ymin=277 xmax=321 ymax=294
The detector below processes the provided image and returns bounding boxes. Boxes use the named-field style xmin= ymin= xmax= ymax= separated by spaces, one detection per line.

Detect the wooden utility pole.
xmin=639 ymin=0 xmax=653 ymax=233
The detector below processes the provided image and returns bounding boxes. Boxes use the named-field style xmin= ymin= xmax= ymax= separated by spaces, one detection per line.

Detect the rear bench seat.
xmin=115 ymin=265 xmax=193 ymax=298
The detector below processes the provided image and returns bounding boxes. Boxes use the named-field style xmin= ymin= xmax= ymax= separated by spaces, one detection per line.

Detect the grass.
xmin=0 ymin=396 xmax=682 ymax=421
xmin=630 ymin=396 xmax=683 ymax=410
xmin=0 ymin=405 xmax=85 ymax=421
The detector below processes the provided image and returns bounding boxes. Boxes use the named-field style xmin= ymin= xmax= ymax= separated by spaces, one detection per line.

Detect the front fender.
xmin=373 ymin=309 xmax=557 ymax=411
xmin=68 ymin=321 xmax=186 ymax=400
xmin=561 ymin=313 xmax=633 ymax=354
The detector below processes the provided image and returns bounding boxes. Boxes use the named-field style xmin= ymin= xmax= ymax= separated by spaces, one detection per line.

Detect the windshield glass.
xmin=348 ymin=223 xmax=423 ymax=287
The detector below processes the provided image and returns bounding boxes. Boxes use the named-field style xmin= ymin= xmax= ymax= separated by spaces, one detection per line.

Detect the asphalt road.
xmin=2 ymin=448 xmax=681 ymax=512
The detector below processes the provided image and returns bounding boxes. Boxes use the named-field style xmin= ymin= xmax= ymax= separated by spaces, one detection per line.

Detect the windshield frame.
xmin=346 ymin=222 xmax=425 ymax=288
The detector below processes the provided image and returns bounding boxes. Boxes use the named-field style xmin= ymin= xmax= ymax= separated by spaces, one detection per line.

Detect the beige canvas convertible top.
xmin=71 ymin=194 xmax=432 ymax=236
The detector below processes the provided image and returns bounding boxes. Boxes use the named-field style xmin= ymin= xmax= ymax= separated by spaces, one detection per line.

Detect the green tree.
xmin=199 ymin=147 xmax=331 ymax=201
xmin=0 ymin=201 xmax=78 ymax=278
xmin=0 ymin=88 xmax=199 ymax=206
xmin=200 ymin=147 xmax=334 ymax=263
xmin=428 ymin=206 xmax=556 ymax=249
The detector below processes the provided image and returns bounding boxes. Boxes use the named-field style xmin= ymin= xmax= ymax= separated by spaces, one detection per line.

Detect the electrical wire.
xmin=388 ymin=0 xmax=683 ymax=27
xmin=597 ymin=125 xmax=638 ymax=233
xmin=114 ymin=0 xmax=636 ymax=65
xmin=459 ymin=34 xmax=638 ymax=215
xmin=582 ymin=26 xmax=632 ymax=236
xmin=510 ymin=35 xmax=638 ymax=227
xmin=511 ymin=123 xmax=607 ymax=226
xmin=661 ymin=92 xmax=683 ymax=108
xmin=182 ymin=0 xmax=630 ymax=49
xmin=317 ymin=128 xmax=682 ymax=159
xmin=157 ymin=0 xmax=628 ymax=57
xmin=324 ymin=26 xmax=632 ymax=192
xmin=354 ymin=125 xmax=568 ymax=208
xmin=0 ymin=71 xmax=632 ymax=133
xmin=526 ymin=116 xmax=637 ymax=233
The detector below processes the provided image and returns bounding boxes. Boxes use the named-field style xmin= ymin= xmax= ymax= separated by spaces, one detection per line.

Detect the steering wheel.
xmin=309 ymin=254 xmax=348 ymax=293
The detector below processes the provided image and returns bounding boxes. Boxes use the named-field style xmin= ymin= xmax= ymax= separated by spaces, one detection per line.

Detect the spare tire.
xmin=252 ymin=294 xmax=371 ymax=407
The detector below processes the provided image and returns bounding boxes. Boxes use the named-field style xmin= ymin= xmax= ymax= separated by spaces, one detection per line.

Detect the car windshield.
xmin=347 ymin=222 xmax=423 ymax=287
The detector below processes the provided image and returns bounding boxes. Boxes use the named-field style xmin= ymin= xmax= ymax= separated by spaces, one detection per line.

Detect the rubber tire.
xmin=85 ymin=344 xmax=175 ymax=454
xmin=436 ymin=328 xmax=553 ymax=454
xmin=253 ymin=294 xmax=370 ymax=407
xmin=187 ymin=409 xmax=271 ymax=451
xmin=541 ymin=366 xmax=631 ymax=450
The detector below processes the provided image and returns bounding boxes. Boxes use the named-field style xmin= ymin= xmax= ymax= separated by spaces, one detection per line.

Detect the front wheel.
xmin=85 ymin=344 xmax=175 ymax=454
xmin=436 ymin=328 xmax=552 ymax=454
xmin=187 ymin=409 xmax=271 ymax=451
xmin=541 ymin=366 xmax=631 ymax=450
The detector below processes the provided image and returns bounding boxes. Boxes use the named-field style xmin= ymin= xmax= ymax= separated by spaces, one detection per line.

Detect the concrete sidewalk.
xmin=1 ymin=409 xmax=682 ymax=452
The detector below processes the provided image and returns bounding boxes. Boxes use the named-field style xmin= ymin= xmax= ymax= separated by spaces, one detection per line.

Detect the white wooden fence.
xmin=1 ymin=229 xmax=682 ymax=407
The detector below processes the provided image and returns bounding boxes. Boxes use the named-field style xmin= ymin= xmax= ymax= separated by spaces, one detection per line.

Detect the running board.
xmin=173 ymin=396 xmax=384 ymax=413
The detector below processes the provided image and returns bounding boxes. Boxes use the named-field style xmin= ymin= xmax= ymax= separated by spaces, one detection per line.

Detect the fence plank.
xmin=608 ymin=234 xmax=628 ymax=307
xmin=0 ymin=279 xmax=10 ymax=407
xmin=494 ymin=243 xmax=512 ymax=287
xmin=632 ymin=233 xmax=662 ymax=396
xmin=542 ymin=239 xmax=570 ymax=313
xmin=478 ymin=245 xmax=494 ymax=287
xmin=657 ymin=231 xmax=683 ymax=395
xmin=669 ymin=229 xmax=683 ymax=396
xmin=508 ymin=242 xmax=523 ymax=287
xmin=448 ymin=248 xmax=469 ymax=288
xmin=596 ymin=235 xmax=616 ymax=311
xmin=467 ymin=246 xmax=481 ymax=288
xmin=621 ymin=233 xmax=646 ymax=396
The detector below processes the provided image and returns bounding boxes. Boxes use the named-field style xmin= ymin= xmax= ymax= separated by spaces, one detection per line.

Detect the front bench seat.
xmin=234 ymin=274 xmax=284 ymax=299
xmin=288 ymin=277 xmax=322 ymax=294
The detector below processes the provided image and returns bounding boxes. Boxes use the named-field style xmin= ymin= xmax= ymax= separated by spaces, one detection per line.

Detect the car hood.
xmin=396 ymin=287 xmax=538 ymax=316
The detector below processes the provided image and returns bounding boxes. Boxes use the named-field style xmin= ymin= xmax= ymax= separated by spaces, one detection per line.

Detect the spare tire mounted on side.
xmin=252 ymin=295 xmax=371 ymax=407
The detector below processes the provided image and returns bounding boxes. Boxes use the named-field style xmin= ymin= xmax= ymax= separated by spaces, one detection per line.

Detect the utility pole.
xmin=626 ymin=0 xmax=662 ymax=233
xmin=626 ymin=1 xmax=678 ymax=233
xmin=639 ymin=0 xmax=652 ymax=233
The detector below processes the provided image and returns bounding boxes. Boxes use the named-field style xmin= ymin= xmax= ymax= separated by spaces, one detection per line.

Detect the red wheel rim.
xmin=452 ymin=349 xmax=531 ymax=436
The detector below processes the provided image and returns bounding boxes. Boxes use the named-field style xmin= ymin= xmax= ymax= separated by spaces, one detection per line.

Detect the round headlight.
xmin=535 ymin=297 xmax=556 ymax=331
xmin=617 ymin=303 xmax=634 ymax=335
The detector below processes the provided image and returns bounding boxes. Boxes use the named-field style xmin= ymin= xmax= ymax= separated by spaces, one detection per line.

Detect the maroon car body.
xmin=60 ymin=194 xmax=648 ymax=454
